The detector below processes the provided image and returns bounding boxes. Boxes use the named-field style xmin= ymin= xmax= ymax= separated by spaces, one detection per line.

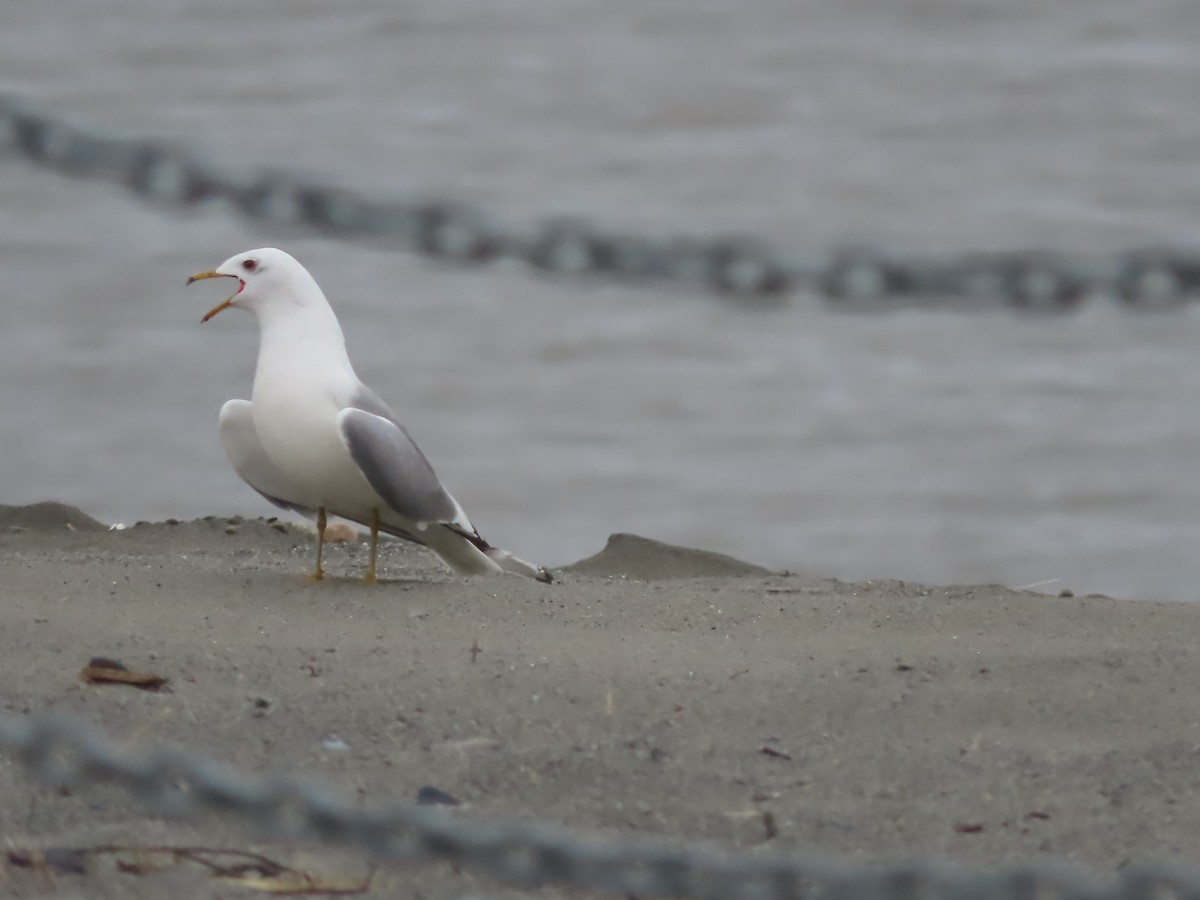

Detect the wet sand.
xmin=2 ymin=501 xmax=1199 ymax=898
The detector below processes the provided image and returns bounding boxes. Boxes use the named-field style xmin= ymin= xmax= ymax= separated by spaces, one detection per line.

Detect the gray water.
xmin=5 ymin=0 xmax=1200 ymax=600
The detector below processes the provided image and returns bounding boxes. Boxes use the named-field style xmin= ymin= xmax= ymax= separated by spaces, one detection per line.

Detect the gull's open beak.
xmin=187 ymin=270 xmax=242 ymax=322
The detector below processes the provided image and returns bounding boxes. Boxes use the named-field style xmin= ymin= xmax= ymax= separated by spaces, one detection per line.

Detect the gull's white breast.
xmin=250 ymin=349 xmax=383 ymax=516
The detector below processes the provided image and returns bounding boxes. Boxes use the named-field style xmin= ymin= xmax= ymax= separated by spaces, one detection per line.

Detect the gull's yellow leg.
xmin=310 ymin=507 xmax=327 ymax=582
xmin=364 ymin=508 xmax=380 ymax=584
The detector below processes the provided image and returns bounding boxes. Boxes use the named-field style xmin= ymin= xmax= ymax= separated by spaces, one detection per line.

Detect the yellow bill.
xmin=187 ymin=270 xmax=242 ymax=322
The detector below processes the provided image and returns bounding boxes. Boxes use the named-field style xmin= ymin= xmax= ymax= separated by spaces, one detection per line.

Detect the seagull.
xmin=187 ymin=247 xmax=552 ymax=584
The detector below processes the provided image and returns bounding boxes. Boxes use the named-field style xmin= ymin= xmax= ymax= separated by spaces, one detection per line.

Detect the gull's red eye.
xmin=242 ymin=259 xmax=257 ymax=272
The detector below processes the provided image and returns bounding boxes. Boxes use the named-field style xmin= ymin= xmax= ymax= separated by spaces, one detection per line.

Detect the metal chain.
xmin=2 ymin=712 xmax=1199 ymax=900
xmin=3 ymin=94 xmax=1200 ymax=311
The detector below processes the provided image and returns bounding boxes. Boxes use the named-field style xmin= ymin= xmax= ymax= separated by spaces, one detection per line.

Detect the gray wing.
xmin=336 ymin=395 xmax=465 ymax=526
xmin=218 ymin=399 xmax=314 ymax=518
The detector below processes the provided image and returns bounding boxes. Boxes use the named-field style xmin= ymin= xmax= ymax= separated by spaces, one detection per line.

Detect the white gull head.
xmin=190 ymin=247 xmax=331 ymax=327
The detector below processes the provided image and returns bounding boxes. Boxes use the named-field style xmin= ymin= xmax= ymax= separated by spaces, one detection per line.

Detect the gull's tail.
xmin=481 ymin=546 xmax=554 ymax=583
xmin=444 ymin=524 xmax=553 ymax=583
xmin=381 ymin=519 xmax=553 ymax=583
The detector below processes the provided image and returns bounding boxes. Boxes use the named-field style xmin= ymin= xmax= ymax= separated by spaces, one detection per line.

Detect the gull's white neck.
xmin=252 ymin=287 xmax=359 ymax=398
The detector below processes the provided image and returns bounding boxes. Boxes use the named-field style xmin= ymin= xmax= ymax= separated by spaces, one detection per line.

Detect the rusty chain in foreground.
xmin=2 ymin=712 xmax=1199 ymax=900
xmin=3 ymin=94 xmax=1200 ymax=311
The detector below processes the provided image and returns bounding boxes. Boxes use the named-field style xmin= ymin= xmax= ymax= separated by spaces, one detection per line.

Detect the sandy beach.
xmin=2 ymin=501 xmax=1199 ymax=898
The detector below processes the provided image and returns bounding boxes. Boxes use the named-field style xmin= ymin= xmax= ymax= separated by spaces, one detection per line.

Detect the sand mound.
xmin=561 ymin=532 xmax=774 ymax=580
xmin=0 ymin=501 xmax=106 ymax=532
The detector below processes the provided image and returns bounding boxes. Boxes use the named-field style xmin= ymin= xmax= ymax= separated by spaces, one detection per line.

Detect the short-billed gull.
xmin=187 ymin=247 xmax=552 ymax=583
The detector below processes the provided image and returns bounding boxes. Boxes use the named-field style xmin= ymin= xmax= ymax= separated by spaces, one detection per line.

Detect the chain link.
xmin=3 ymin=711 xmax=1200 ymax=900
xmin=4 ymin=94 xmax=1200 ymax=310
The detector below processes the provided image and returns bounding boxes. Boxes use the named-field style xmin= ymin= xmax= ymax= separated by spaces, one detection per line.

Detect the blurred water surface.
xmin=4 ymin=0 xmax=1200 ymax=599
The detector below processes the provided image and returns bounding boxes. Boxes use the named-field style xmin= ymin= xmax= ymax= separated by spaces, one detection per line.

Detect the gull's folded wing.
xmin=336 ymin=406 xmax=466 ymax=528
xmin=338 ymin=391 xmax=553 ymax=583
